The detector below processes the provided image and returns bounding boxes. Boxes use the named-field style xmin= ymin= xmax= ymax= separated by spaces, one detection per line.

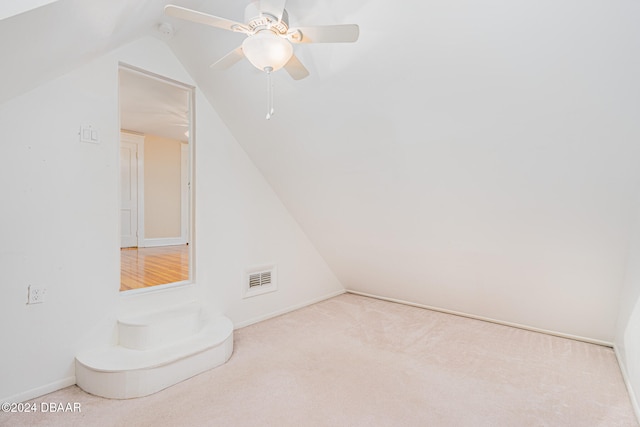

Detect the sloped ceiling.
xmin=3 ymin=0 xmax=640 ymax=338
xmin=165 ymin=0 xmax=640 ymax=336
xmin=0 ymin=0 xmax=201 ymax=104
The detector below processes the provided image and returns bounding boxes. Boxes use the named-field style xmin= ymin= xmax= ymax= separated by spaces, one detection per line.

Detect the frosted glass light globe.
xmin=242 ymin=30 xmax=293 ymax=72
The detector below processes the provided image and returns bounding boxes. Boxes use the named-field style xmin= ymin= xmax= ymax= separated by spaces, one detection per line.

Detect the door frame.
xmin=181 ymin=143 xmax=189 ymax=245
xmin=118 ymin=62 xmax=195 ymax=293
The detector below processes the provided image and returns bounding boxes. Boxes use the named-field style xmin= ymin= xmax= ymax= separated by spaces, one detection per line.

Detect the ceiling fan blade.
xmin=289 ymin=24 xmax=359 ymax=44
xmin=164 ymin=5 xmax=249 ymax=33
xmin=283 ymin=54 xmax=310 ymax=80
xmin=259 ymin=0 xmax=286 ymax=21
xmin=210 ymin=46 xmax=245 ymax=70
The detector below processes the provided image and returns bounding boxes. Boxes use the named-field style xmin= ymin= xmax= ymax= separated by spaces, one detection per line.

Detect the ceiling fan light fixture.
xmin=242 ymin=30 xmax=293 ymax=72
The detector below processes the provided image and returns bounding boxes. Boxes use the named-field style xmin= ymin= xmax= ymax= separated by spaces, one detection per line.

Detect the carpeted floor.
xmin=1 ymin=293 xmax=638 ymax=426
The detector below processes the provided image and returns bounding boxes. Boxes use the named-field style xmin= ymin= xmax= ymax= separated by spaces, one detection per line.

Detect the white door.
xmin=120 ymin=141 xmax=138 ymax=248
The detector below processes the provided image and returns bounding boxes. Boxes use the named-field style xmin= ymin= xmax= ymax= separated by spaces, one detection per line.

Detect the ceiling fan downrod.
xmin=265 ymin=66 xmax=275 ymax=120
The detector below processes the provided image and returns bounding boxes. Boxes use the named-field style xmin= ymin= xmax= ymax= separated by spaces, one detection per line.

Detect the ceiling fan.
xmin=164 ymin=0 xmax=360 ymax=80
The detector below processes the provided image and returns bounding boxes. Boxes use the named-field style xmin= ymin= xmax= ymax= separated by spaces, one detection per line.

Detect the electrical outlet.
xmin=28 ymin=285 xmax=46 ymax=304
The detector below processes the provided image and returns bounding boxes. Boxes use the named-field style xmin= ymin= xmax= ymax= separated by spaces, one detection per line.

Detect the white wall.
xmin=0 ymin=45 xmax=120 ymax=401
xmin=616 ymin=190 xmax=640 ymax=416
xmin=192 ymin=88 xmax=344 ymax=326
xmin=0 ymin=36 xmax=342 ymax=402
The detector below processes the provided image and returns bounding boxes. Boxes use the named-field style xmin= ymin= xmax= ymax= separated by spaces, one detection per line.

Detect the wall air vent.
xmin=243 ymin=264 xmax=277 ymax=299
xmin=249 ymin=271 xmax=271 ymax=288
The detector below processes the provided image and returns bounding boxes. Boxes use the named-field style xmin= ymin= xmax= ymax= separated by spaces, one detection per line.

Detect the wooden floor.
xmin=120 ymin=245 xmax=189 ymax=291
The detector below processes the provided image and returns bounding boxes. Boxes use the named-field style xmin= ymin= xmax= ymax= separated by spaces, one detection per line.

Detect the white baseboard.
xmin=346 ymin=290 xmax=613 ymax=347
xmin=614 ymin=345 xmax=640 ymax=423
xmin=1 ymin=376 xmax=76 ymax=404
xmin=141 ymin=237 xmax=186 ymax=248
xmin=233 ymin=289 xmax=346 ymax=329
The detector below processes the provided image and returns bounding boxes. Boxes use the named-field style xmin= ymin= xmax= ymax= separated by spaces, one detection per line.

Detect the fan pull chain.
xmin=265 ymin=66 xmax=275 ymax=120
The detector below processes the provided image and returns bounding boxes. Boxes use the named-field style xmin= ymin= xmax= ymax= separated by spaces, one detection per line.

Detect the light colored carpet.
xmin=1 ymin=293 xmax=637 ymax=426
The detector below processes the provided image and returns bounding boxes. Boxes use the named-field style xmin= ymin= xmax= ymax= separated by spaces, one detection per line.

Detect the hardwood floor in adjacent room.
xmin=120 ymin=245 xmax=189 ymax=291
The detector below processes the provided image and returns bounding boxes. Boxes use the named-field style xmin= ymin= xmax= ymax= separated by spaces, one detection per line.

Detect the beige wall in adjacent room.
xmin=144 ymin=134 xmax=182 ymax=239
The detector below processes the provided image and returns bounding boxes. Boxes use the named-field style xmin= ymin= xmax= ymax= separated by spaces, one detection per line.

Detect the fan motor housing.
xmin=244 ymin=1 xmax=289 ymax=35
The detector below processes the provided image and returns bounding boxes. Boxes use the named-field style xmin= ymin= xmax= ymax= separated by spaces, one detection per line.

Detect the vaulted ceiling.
xmin=163 ymin=0 xmax=640 ymax=325
xmin=2 ymin=0 xmax=640 ymax=339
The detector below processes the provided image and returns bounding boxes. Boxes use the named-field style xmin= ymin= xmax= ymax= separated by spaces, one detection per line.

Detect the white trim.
xmin=119 ymin=63 xmax=196 ymax=92
xmin=141 ymin=237 xmax=187 ymax=247
xmin=118 ymin=64 xmax=195 ymax=291
xmin=1 ymin=376 xmax=75 ymax=403
xmin=187 ymin=85 xmax=195 ymax=284
xmin=181 ymin=144 xmax=189 ymax=245
xmin=346 ymin=290 xmax=613 ymax=347
xmin=120 ymin=280 xmax=194 ymax=297
xmin=614 ymin=345 xmax=640 ymax=423
xmin=234 ymin=289 xmax=346 ymax=329
xmin=137 ymin=138 xmax=144 ymax=247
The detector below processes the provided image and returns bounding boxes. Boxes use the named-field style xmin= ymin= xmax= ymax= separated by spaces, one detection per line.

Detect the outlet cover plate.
xmin=28 ymin=285 xmax=46 ymax=304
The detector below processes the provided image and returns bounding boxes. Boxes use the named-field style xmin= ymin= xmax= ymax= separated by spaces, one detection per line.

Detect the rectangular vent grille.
xmin=244 ymin=265 xmax=277 ymax=299
xmin=249 ymin=271 xmax=272 ymax=288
